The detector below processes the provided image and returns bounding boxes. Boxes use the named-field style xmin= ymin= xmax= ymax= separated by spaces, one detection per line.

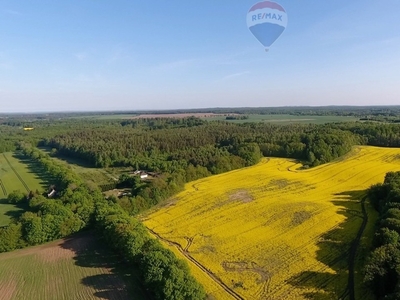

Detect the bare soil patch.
xmin=37 ymin=235 xmax=92 ymax=263
xmin=0 ymin=280 xmax=17 ymax=300
xmin=211 ymin=189 xmax=254 ymax=209
xmin=291 ymin=211 xmax=313 ymax=227
xmin=228 ymin=189 xmax=254 ymax=203
xmin=222 ymin=261 xmax=272 ymax=297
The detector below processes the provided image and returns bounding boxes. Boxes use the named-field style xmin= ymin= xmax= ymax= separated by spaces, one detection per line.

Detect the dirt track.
xmin=147 ymin=227 xmax=244 ymax=300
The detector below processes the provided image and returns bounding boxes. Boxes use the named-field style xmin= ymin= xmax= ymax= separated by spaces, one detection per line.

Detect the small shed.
xmin=48 ymin=189 xmax=56 ymax=198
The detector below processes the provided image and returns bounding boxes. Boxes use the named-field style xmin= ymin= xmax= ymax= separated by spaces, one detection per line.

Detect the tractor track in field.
xmin=147 ymin=228 xmax=244 ymax=300
xmin=184 ymin=237 xmax=193 ymax=252
xmin=3 ymin=154 xmax=30 ymax=192
xmin=0 ymin=179 xmax=7 ymax=196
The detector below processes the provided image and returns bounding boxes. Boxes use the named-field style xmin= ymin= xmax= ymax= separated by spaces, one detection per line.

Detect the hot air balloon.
xmin=247 ymin=1 xmax=287 ymax=52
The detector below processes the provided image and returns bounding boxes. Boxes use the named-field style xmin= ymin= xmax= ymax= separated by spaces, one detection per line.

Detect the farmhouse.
xmin=131 ymin=170 xmax=150 ymax=179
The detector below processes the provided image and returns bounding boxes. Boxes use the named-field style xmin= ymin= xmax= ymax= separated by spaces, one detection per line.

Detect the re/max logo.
xmin=252 ymin=13 xmax=283 ymax=22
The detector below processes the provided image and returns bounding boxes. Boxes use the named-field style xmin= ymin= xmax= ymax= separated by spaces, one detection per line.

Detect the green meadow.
xmin=0 ymin=152 xmax=49 ymax=226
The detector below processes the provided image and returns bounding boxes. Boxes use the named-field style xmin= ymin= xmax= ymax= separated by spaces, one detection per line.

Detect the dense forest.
xmin=1 ymin=108 xmax=400 ymax=298
xmin=365 ymin=171 xmax=400 ymax=299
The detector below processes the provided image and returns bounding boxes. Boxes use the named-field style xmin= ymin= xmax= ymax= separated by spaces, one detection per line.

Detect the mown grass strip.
xmin=2 ymin=154 xmax=30 ymax=192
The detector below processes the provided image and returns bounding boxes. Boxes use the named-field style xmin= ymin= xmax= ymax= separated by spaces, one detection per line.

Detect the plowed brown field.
xmin=0 ymin=233 xmax=145 ymax=300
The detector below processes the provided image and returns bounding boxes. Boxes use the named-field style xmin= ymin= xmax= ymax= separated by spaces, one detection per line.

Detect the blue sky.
xmin=1 ymin=0 xmax=400 ymax=112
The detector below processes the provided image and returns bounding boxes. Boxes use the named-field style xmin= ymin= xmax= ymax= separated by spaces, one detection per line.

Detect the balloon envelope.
xmin=247 ymin=1 xmax=287 ymax=51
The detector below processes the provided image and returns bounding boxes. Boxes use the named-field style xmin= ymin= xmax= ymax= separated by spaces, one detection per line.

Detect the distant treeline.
xmin=0 ymin=143 xmax=206 ymax=299
xmin=225 ymin=115 xmax=249 ymax=120
xmin=1 ymin=105 xmax=400 ymax=121
xmin=128 ymin=106 xmax=400 ymax=118
xmin=365 ymin=171 xmax=400 ymax=299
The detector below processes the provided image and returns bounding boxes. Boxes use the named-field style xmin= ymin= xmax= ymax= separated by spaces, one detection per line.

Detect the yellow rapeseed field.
xmin=143 ymin=146 xmax=400 ymax=299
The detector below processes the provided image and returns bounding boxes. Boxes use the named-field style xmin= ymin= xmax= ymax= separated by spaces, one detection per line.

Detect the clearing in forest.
xmin=0 ymin=152 xmax=48 ymax=226
xmin=143 ymin=146 xmax=400 ymax=299
xmin=39 ymin=147 xmax=117 ymax=189
xmin=0 ymin=233 xmax=146 ymax=300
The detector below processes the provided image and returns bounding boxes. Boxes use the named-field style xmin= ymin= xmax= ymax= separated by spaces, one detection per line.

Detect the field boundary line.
xmin=345 ymin=195 xmax=368 ymax=300
xmin=147 ymin=227 xmax=244 ymax=300
xmin=2 ymin=153 xmax=30 ymax=192
xmin=0 ymin=179 xmax=7 ymax=196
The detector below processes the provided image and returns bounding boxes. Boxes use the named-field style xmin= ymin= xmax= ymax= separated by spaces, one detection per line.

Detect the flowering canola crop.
xmin=143 ymin=146 xmax=400 ymax=299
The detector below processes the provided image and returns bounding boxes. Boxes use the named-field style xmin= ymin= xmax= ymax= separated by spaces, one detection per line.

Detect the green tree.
xmin=0 ymin=223 xmax=26 ymax=252
xmin=7 ymin=190 xmax=26 ymax=204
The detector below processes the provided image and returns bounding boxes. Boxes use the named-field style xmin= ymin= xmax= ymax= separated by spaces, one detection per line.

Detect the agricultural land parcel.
xmin=0 ymin=233 xmax=146 ymax=300
xmin=69 ymin=113 xmax=359 ymax=124
xmin=143 ymin=146 xmax=400 ymax=300
xmin=0 ymin=152 xmax=48 ymax=226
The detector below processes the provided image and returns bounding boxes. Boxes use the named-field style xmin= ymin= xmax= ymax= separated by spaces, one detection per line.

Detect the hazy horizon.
xmin=2 ymin=104 xmax=400 ymax=115
xmin=1 ymin=1 xmax=400 ymax=113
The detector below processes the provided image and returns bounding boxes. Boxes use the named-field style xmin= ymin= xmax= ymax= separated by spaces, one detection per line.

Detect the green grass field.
xmin=39 ymin=148 xmax=117 ymax=185
xmin=204 ymin=114 xmax=360 ymax=124
xmin=0 ymin=152 xmax=49 ymax=226
xmin=0 ymin=201 xmax=24 ymax=228
xmin=0 ymin=233 xmax=147 ymax=300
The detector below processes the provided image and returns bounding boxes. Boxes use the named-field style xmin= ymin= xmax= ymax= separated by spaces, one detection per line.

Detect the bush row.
xmin=365 ymin=171 xmax=400 ymax=298
xmin=95 ymin=198 xmax=206 ymax=299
